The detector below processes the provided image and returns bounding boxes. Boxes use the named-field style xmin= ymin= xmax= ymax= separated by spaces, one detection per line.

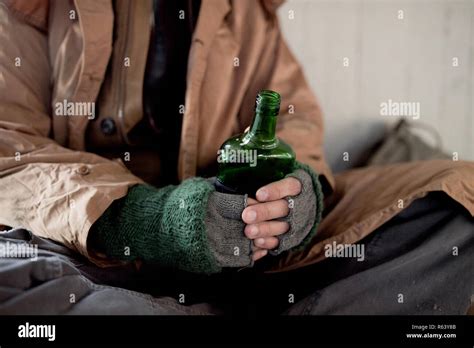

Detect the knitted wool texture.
xmin=285 ymin=161 xmax=325 ymax=253
xmin=90 ymin=162 xmax=324 ymax=274
xmin=90 ymin=178 xmax=221 ymax=274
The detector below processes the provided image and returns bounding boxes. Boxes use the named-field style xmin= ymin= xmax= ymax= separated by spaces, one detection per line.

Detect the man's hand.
xmin=242 ymin=177 xmax=302 ymax=261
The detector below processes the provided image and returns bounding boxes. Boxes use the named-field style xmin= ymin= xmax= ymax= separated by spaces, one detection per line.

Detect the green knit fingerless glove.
xmin=89 ymin=178 xmax=221 ymax=274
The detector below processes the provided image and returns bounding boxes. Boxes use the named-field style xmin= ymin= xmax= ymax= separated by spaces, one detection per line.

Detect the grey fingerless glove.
xmin=205 ymin=161 xmax=324 ymax=264
xmin=205 ymin=189 xmax=254 ymax=269
xmin=205 ymin=161 xmax=324 ymax=263
xmin=269 ymin=162 xmax=324 ymax=255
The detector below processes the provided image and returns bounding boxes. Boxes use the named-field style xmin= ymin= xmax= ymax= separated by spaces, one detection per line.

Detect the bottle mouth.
xmin=256 ymin=90 xmax=281 ymax=116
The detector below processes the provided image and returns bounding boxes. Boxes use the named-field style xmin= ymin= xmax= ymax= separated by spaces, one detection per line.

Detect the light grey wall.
xmin=278 ymin=0 xmax=473 ymax=172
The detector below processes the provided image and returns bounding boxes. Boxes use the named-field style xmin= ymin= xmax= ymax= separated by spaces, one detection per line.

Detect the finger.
xmin=256 ymin=177 xmax=301 ymax=202
xmin=252 ymin=249 xmax=268 ymax=261
xmin=254 ymin=237 xmax=279 ymax=250
xmin=247 ymin=197 xmax=258 ymax=206
xmin=242 ymin=199 xmax=290 ymax=224
xmin=244 ymin=221 xmax=289 ymax=239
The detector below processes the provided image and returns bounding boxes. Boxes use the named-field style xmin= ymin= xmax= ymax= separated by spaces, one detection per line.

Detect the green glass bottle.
xmin=216 ymin=90 xmax=296 ymax=196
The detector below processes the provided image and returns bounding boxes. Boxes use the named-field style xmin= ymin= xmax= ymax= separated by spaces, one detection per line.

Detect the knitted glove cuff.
xmin=269 ymin=161 xmax=324 ymax=255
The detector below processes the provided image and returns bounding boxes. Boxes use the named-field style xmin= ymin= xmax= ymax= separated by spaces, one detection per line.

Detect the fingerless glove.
xmin=89 ymin=178 xmax=253 ymax=274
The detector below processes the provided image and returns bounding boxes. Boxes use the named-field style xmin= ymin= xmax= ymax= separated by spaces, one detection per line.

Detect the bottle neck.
xmin=249 ymin=112 xmax=277 ymax=142
xmin=248 ymin=90 xmax=281 ymax=142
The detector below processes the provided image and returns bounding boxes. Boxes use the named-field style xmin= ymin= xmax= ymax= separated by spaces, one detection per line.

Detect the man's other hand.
xmin=242 ymin=177 xmax=302 ymax=261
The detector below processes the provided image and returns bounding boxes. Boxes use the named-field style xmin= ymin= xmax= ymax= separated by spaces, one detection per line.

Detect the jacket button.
xmin=76 ymin=165 xmax=90 ymax=175
xmin=100 ymin=117 xmax=116 ymax=135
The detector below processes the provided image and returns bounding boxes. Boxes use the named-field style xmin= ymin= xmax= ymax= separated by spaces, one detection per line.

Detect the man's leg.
xmin=0 ymin=228 xmax=217 ymax=315
xmin=279 ymin=192 xmax=473 ymax=315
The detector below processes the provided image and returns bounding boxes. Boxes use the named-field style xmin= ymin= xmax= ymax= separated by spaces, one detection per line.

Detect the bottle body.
xmin=216 ymin=90 xmax=295 ymax=196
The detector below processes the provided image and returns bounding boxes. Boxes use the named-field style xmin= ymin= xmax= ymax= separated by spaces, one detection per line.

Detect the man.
xmin=0 ymin=0 xmax=473 ymax=315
